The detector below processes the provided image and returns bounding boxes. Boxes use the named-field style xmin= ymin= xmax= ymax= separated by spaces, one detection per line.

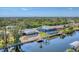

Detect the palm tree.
xmin=3 ymin=26 xmax=8 ymax=52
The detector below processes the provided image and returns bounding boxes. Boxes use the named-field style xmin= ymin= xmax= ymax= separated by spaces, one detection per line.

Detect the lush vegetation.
xmin=0 ymin=17 xmax=79 ymax=51
xmin=0 ymin=17 xmax=79 ymax=28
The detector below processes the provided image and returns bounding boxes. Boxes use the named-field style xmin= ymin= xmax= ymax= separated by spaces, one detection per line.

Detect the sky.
xmin=0 ymin=7 xmax=79 ymax=17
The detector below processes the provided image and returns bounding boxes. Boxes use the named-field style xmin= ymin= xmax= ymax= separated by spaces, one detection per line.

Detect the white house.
xmin=70 ymin=41 xmax=79 ymax=50
xmin=21 ymin=28 xmax=39 ymax=35
xmin=6 ymin=25 xmax=16 ymax=29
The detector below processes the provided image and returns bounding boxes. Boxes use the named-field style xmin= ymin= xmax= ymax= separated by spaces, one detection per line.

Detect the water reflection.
xmin=44 ymin=39 xmax=50 ymax=45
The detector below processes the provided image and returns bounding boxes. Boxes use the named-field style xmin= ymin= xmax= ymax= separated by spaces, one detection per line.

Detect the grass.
xmin=73 ymin=26 xmax=79 ymax=31
xmin=39 ymin=32 xmax=48 ymax=38
xmin=66 ymin=48 xmax=75 ymax=52
xmin=59 ymin=26 xmax=75 ymax=34
xmin=0 ymin=40 xmax=5 ymax=48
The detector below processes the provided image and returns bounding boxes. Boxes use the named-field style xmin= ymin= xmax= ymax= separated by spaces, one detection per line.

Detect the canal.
xmin=21 ymin=31 xmax=79 ymax=52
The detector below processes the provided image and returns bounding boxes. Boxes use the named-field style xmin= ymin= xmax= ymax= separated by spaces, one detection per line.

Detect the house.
xmin=37 ymin=26 xmax=57 ymax=32
xmin=50 ymin=25 xmax=64 ymax=30
xmin=21 ymin=28 xmax=39 ymax=36
xmin=37 ymin=26 xmax=58 ymax=34
xmin=6 ymin=25 xmax=16 ymax=29
xmin=70 ymin=41 xmax=79 ymax=51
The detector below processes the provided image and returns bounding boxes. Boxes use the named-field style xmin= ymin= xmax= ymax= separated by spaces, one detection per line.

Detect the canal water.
xmin=21 ymin=31 xmax=79 ymax=52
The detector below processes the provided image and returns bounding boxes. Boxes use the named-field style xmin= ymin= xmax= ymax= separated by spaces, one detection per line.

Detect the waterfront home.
xmin=19 ymin=28 xmax=42 ymax=43
xmin=21 ymin=28 xmax=39 ymax=36
xmin=19 ymin=34 xmax=42 ymax=43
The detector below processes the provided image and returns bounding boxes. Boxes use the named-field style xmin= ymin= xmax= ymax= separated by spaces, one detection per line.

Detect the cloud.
xmin=68 ymin=8 xmax=73 ymax=10
xmin=21 ymin=8 xmax=29 ymax=11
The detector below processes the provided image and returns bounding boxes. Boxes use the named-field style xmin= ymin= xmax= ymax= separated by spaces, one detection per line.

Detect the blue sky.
xmin=0 ymin=7 xmax=79 ymax=17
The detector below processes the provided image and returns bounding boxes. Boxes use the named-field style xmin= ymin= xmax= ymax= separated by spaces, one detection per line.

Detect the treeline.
xmin=0 ymin=17 xmax=79 ymax=28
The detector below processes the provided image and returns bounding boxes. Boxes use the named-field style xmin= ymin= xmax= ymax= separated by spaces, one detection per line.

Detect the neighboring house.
xmin=50 ymin=25 xmax=64 ymax=30
xmin=37 ymin=26 xmax=58 ymax=34
xmin=6 ymin=25 xmax=16 ymax=30
xmin=38 ymin=26 xmax=57 ymax=32
xmin=70 ymin=41 xmax=79 ymax=51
